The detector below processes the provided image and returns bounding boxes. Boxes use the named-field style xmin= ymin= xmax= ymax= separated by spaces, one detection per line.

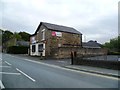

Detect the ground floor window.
xmin=32 ymin=45 xmax=36 ymax=52
xmin=38 ymin=44 xmax=43 ymax=52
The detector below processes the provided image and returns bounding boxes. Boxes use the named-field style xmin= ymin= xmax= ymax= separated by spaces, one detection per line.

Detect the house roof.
xmin=82 ymin=40 xmax=102 ymax=48
xmin=16 ymin=41 xmax=29 ymax=47
xmin=33 ymin=22 xmax=82 ymax=35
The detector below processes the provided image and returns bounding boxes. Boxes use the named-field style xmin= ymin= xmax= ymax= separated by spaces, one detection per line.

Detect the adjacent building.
xmin=30 ymin=22 xmax=82 ymax=58
xmin=82 ymin=40 xmax=102 ymax=49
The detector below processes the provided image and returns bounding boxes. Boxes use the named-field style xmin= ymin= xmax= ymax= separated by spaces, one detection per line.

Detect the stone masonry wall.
xmin=49 ymin=31 xmax=82 ymax=48
xmin=45 ymin=30 xmax=82 ymax=57
xmin=51 ymin=47 xmax=108 ymax=59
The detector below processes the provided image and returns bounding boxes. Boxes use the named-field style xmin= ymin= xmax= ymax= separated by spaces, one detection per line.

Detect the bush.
xmin=7 ymin=46 xmax=28 ymax=54
xmin=108 ymin=51 xmax=120 ymax=55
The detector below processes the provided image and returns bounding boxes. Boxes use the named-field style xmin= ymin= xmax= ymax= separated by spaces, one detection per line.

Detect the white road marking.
xmin=0 ymin=66 xmax=11 ymax=68
xmin=5 ymin=61 xmax=12 ymax=66
xmin=8 ymin=55 xmax=119 ymax=80
xmin=24 ymin=59 xmax=32 ymax=61
xmin=57 ymin=61 xmax=65 ymax=63
xmin=16 ymin=68 xmax=36 ymax=82
xmin=23 ymin=58 xmax=119 ymax=80
xmin=7 ymin=54 xmax=14 ymax=58
xmin=0 ymin=72 xmax=21 ymax=75
xmin=0 ymin=80 xmax=5 ymax=89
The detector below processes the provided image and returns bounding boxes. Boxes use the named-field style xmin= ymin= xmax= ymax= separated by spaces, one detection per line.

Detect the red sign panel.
xmin=52 ymin=31 xmax=56 ymax=36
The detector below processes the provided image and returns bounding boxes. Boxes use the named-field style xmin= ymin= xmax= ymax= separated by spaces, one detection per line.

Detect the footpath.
xmin=11 ymin=54 xmax=119 ymax=78
xmin=63 ymin=65 xmax=119 ymax=78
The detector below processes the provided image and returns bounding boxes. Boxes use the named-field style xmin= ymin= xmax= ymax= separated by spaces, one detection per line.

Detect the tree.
xmin=18 ymin=32 xmax=30 ymax=41
xmin=103 ymin=36 xmax=120 ymax=52
xmin=0 ymin=29 xmax=3 ymax=45
xmin=2 ymin=30 xmax=13 ymax=43
xmin=12 ymin=32 xmax=22 ymax=41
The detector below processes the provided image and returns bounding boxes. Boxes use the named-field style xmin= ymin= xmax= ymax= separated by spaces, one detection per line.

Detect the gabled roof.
xmin=34 ymin=22 xmax=82 ymax=35
xmin=82 ymin=40 xmax=102 ymax=48
xmin=16 ymin=41 xmax=29 ymax=47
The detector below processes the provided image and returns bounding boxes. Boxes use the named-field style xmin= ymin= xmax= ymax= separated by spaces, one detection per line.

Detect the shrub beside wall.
xmin=7 ymin=46 xmax=28 ymax=54
xmin=108 ymin=51 xmax=120 ymax=55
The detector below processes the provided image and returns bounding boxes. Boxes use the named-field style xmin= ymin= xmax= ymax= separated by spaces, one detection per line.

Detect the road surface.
xmin=0 ymin=53 xmax=119 ymax=88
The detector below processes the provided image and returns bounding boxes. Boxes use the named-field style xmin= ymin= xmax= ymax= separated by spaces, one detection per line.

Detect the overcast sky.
xmin=0 ymin=0 xmax=119 ymax=43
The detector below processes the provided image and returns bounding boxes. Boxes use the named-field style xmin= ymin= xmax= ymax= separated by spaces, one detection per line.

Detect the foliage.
xmin=1 ymin=29 xmax=30 ymax=43
xmin=103 ymin=36 xmax=120 ymax=52
xmin=19 ymin=32 xmax=30 ymax=41
xmin=2 ymin=30 xmax=13 ymax=43
xmin=1 ymin=29 xmax=30 ymax=52
xmin=7 ymin=46 xmax=28 ymax=54
xmin=12 ymin=32 xmax=22 ymax=41
xmin=0 ymin=29 xmax=3 ymax=45
xmin=107 ymin=51 xmax=120 ymax=55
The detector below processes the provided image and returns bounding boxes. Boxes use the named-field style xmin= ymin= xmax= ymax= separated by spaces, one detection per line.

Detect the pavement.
xmin=63 ymin=65 xmax=119 ymax=78
xmin=0 ymin=53 xmax=119 ymax=88
xmin=13 ymin=54 xmax=119 ymax=78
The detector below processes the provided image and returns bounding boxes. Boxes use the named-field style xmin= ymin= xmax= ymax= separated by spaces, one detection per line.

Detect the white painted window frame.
xmin=38 ymin=43 xmax=45 ymax=56
xmin=41 ymin=29 xmax=45 ymax=41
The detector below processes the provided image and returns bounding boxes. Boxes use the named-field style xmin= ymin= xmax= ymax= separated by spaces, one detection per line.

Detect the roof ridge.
xmin=41 ymin=22 xmax=82 ymax=34
xmin=42 ymin=22 xmax=75 ymax=29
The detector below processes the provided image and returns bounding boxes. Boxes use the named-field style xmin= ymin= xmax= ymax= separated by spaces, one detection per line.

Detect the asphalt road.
xmin=0 ymin=53 xmax=119 ymax=88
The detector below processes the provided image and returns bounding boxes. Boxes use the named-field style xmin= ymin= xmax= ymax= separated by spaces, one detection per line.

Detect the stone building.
xmin=82 ymin=40 xmax=102 ymax=49
xmin=30 ymin=22 xmax=82 ymax=58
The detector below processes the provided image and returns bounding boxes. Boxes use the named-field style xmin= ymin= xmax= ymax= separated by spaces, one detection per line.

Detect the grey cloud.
xmin=2 ymin=17 xmax=36 ymax=34
xmin=1 ymin=0 xmax=119 ymax=44
xmin=76 ymin=14 xmax=118 ymax=43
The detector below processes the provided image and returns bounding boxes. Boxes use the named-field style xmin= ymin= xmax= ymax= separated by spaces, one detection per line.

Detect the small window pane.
xmin=32 ymin=45 xmax=35 ymax=52
xmin=38 ymin=44 xmax=43 ymax=52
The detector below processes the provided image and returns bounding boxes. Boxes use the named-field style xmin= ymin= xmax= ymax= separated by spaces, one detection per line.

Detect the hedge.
xmin=7 ymin=46 xmax=28 ymax=54
xmin=108 ymin=51 xmax=120 ymax=55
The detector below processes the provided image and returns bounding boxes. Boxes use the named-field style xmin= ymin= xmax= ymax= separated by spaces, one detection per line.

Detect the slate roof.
xmin=34 ymin=22 xmax=82 ymax=35
xmin=16 ymin=41 xmax=29 ymax=47
xmin=82 ymin=40 xmax=102 ymax=48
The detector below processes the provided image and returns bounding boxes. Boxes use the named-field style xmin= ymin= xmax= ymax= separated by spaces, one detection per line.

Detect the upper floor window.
xmin=41 ymin=29 xmax=45 ymax=40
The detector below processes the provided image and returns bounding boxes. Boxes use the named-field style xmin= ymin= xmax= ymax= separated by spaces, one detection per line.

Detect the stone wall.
xmin=73 ymin=57 xmax=119 ymax=70
xmin=45 ymin=30 xmax=82 ymax=57
xmin=50 ymin=47 xmax=108 ymax=59
xmin=49 ymin=31 xmax=82 ymax=48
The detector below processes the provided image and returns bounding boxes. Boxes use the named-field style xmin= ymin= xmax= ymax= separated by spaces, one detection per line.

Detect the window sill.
xmin=41 ymin=39 xmax=45 ymax=41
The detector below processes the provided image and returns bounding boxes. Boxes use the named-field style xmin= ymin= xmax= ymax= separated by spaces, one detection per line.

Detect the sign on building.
xmin=31 ymin=36 xmax=36 ymax=43
xmin=56 ymin=32 xmax=62 ymax=37
xmin=52 ymin=31 xmax=62 ymax=37
xmin=52 ymin=31 xmax=56 ymax=36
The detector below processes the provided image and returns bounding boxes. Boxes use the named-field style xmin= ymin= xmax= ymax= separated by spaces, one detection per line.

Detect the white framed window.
xmin=41 ymin=29 xmax=45 ymax=40
xmin=38 ymin=44 xmax=43 ymax=52
xmin=42 ymin=29 xmax=45 ymax=32
xmin=32 ymin=45 xmax=36 ymax=52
